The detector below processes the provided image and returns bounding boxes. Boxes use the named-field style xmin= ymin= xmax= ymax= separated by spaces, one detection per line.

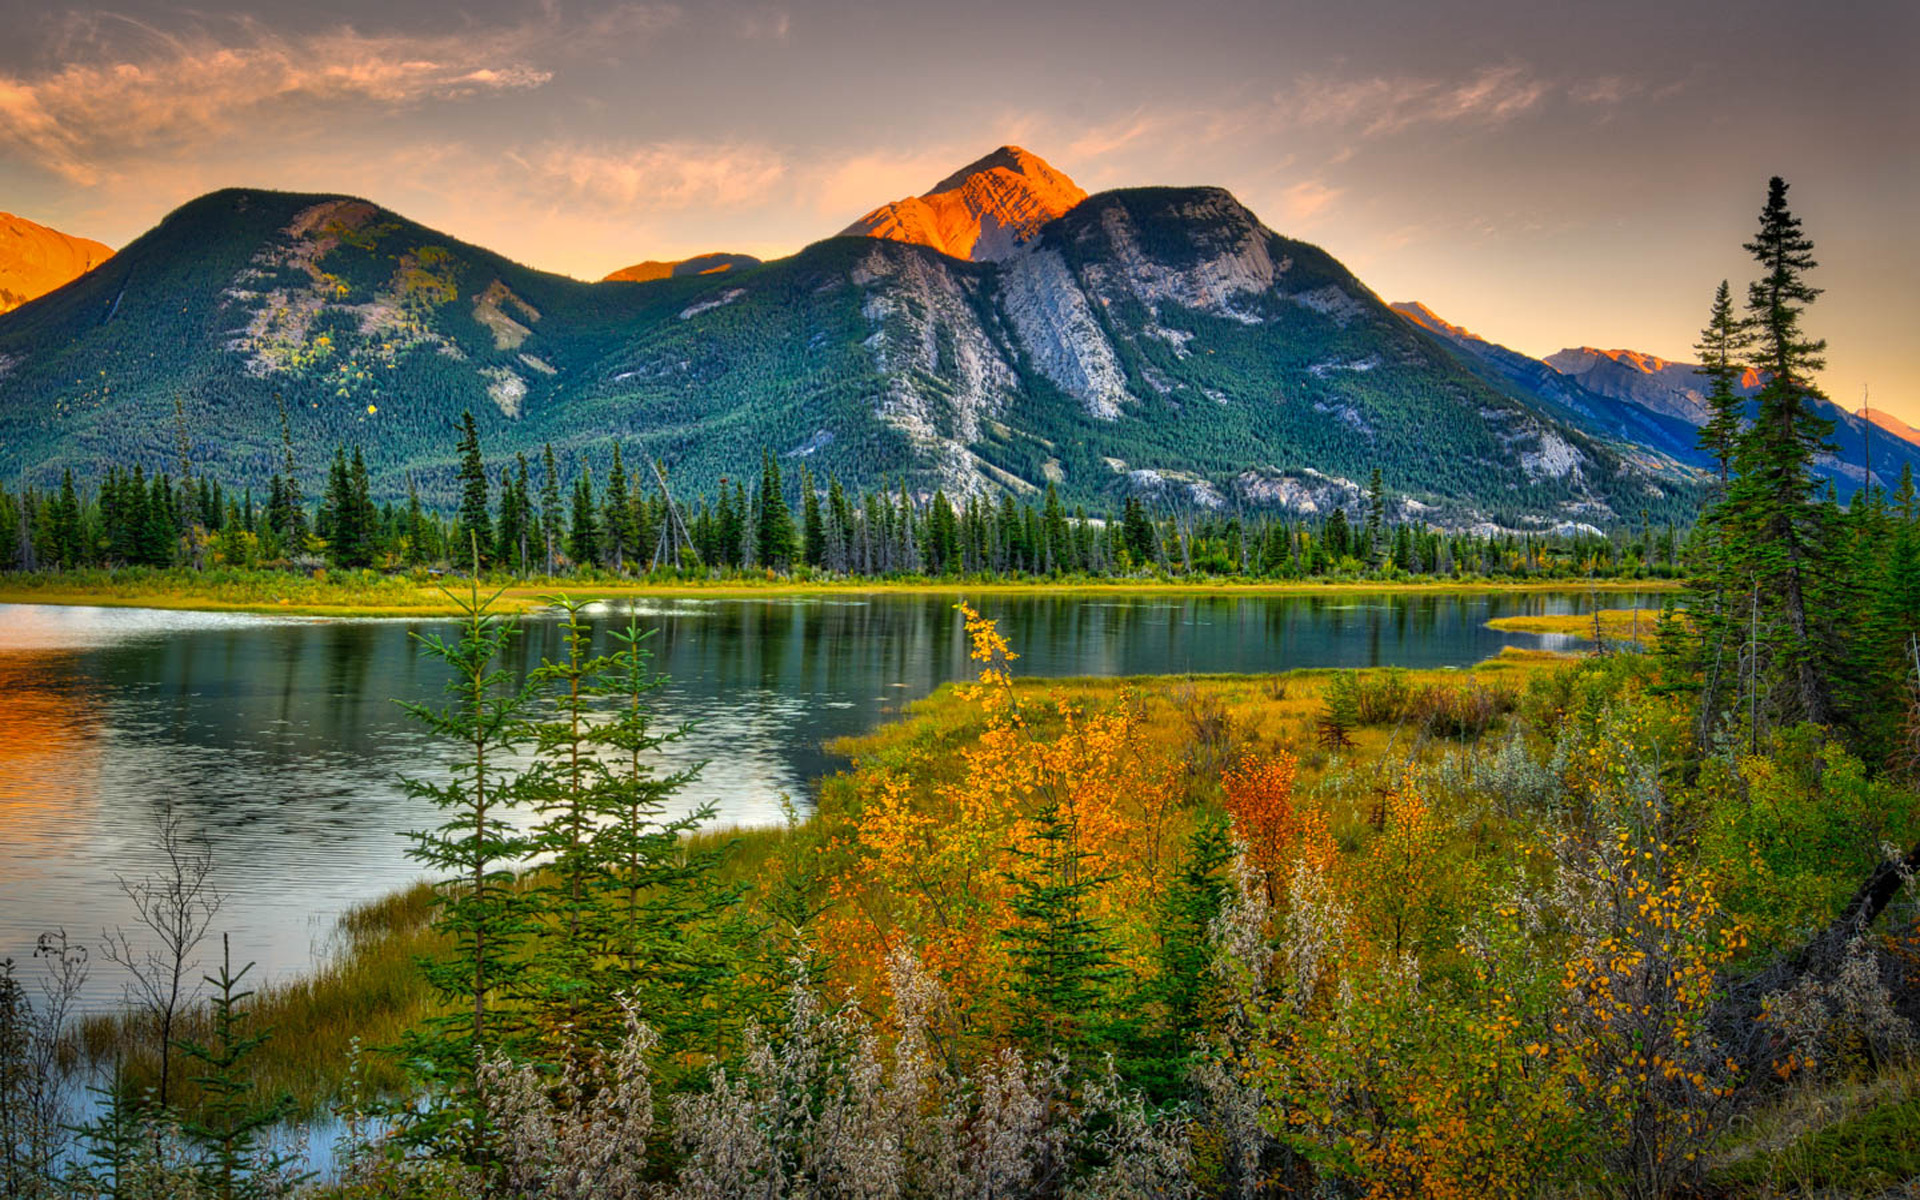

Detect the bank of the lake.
xmin=0 ymin=565 xmax=1680 ymax=618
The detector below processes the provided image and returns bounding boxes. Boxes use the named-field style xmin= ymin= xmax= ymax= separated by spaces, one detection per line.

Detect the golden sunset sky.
xmin=2 ymin=0 xmax=1914 ymax=421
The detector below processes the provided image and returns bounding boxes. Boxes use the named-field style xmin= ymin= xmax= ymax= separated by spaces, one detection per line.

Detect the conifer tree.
xmin=603 ymin=442 xmax=633 ymax=573
xmin=800 ymin=464 xmax=825 ymax=569
xmin=540 ymin=443 xmax=563 ymax=578
xmin=1693 ymin=280 xmax=1749 ymax=482
xmin=755 ymin=448 xmax=796 ymax=570
xmin=176 ymin=935 xmax=302 ymax=1198
xmin=1000 ymin=802 xmax=1117 ymax=1053
xmin=397 ymin=555 xmax=537 ymax=1156
xmin=568 ymin=469 xmax=599 ymax=569
xmin=1719 ymin=176 xmax=1837 ymax=727
xmin=454 ymin=411 xmax=492 ymax=569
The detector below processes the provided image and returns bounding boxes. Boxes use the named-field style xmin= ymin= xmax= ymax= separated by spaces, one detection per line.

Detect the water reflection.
xmin=0 ymin=589 xmax=1643 ymax=1005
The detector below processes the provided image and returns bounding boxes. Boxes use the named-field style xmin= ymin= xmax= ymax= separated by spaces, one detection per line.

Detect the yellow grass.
xmin=1486 ymin=606 xmax=1667 ymax=642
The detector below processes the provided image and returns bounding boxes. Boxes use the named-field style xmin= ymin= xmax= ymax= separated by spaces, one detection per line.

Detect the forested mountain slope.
xmin=0 ymin=171 xmax=1698 ymax=526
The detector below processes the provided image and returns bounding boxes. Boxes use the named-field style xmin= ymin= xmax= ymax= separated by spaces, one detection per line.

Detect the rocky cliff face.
xmin=841 ymin=146 xmax=1087 ymax=262
xmin=0 ymin=213 xmax=113 ymax=313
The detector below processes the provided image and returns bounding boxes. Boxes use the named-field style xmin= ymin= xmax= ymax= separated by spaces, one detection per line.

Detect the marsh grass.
xmin=76 ymin=883 xmax=446 ymax=1118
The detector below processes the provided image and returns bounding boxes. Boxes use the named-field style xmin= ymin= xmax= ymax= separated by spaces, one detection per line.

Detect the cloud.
xmin=735 ymin=7 xmax=793 ymax=41
xmin=1278 ymin=178 xmax=1344 ymax=223
xmin=506 ymin=142 xmax=789 ymax=213
xmin=0 ymin=7 xmax=675 ymax=185
xmin=1278 ymin=63 xmax=1551 ymax=137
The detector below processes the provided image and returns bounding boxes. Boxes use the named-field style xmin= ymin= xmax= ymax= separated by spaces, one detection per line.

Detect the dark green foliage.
xmin=175 ymin=935 xmax=304 ymax=1198
xmin=395 ymin=570 xmax=538 ymax=1149
xmin=454 ymin=411 xmax=491 ymax=569
xmin=999 ymin=802 xmax=1119 ymax=1052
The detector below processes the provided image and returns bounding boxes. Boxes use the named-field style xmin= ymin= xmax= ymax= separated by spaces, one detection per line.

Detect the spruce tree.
xmin=604 ymin=442 xmax=633 ymax=573
xmin=754 ymin=449 xmax=796 ymax=570
xmin=1000 ymin=802 xmax=1117 ymax=1053
xmin=539 ymin=443 xmax=563 ymax=578
xmin=1720 ymin=176 xmax=1837 ymax=727
xmin=396 ymin=559 xmax=537 ymax=1156
xmin=176 ymin=935 xmax=303 ymax=1198
xmin=569 ymin=469 xmax=600 ymax=570
xmin=454 ymin=410 xmax=492 ymax=570
xmin=1693 ymin=280 xmax=1749 ymax=482
xmin=800 ymin=465 xmax=825 ymax=569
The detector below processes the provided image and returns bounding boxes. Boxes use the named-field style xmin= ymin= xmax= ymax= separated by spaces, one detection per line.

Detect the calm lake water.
xmin=0 ymin=589 xmax=1641 ymax=1006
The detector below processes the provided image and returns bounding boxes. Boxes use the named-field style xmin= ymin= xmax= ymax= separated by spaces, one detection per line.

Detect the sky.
xmin=2 ymin=0 xmax=1915 ymax=424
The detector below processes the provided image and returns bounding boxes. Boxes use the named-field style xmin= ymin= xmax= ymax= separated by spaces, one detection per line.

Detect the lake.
xmin=0 ymin=588 xmax=1641 ymax=1006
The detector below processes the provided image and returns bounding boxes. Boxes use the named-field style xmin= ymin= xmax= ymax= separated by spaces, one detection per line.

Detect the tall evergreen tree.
xmin=1719 ymin=176 xmax=1837 ymax=728
xmin=569 ymin=468 xmax=600 ymax=569
xmin=754 ymin=449 xmax=796 ymax=570
xmin=539 ymin=443 xmax=563 ymax=578
xmin=1693 ymin=280 xmax=1750 ymax=483
xmin=454 ymin=410 xmax=492 ymax=570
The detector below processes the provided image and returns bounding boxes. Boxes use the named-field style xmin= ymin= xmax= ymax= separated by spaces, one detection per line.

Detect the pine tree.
xmin=176 ymin=934 xmax=303 ymax=1198
xmin=800 ymin=465 xmax=825 ymax=569
xmin=405 ymin=474 xmax=428 ymax=567
xmin=454 ymin=411 xmax=492 ymax=570
xmin=397 ymin=560 xmax=537 ymax=1156
xmin=754 ymin=449 xmax=796 ymax=571
xmin=1718 ymin=176 xmax=1837 ymax=728
xmin=540 ymin=443 xmax=563 ymax=578
xmin=1693 ymin=281 xmax=1749 ymax=482
xmin=569 ymin=469 xmax=600 ymax=569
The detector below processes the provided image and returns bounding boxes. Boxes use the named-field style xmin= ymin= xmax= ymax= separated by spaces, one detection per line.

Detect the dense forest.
xmin=2 ymin=178 xmax=1918 ymax=1199
xmin=3 ymin=407 xmax=1706 ymax=585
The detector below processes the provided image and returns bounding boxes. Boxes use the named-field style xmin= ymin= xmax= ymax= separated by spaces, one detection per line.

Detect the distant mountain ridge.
xmin=841 ymin=146 xmax=1088 ymax=262
xmin=0 ymin=213 xmax=113 ymax=314
xmin=1391 ymin=302 xmax=1920 ymax=496
xmin=602 ymin=252 xmax=762 ymax=283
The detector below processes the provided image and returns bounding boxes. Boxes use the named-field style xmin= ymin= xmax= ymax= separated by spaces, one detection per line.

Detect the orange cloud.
xmin=1278 ymin=63 xmax=1551 ymax=137
xmin=0 ymin=7 xmax=676 ymax=185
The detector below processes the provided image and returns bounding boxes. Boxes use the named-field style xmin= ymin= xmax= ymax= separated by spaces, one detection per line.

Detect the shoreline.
xmin=0 ymin=571 xmax=1682 ymax=619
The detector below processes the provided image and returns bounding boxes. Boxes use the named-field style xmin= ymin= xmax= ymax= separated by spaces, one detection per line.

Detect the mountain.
xmin=0 ymin=165 xmax=1697 ymax=527
xmin=1542 ymin=346 xmax=1761 ymax=425
xmin=1862 ymin=406 xmax=1920 ymax=452
xmin=1392 ymin=302 xmax=1711 ymax=469
xmin=0 ymin=213 xmax=113 ymax=314
xmin=841 ymin=146 xmax=1088 ymax=262
xmin=1390 ymin=304 xmax=1920 ymax=498
xmin=603 ymin=252 xmax=762 ymax=283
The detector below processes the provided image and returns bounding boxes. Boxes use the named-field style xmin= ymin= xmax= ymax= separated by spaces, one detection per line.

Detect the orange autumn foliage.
xmin=825 ymin=604 xmax=1179 ymax=1009
xmin=1220 ymin=751 xmax=1334 ymax=904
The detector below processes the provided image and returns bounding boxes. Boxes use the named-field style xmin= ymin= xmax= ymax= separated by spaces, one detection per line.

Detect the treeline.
xmin=6 ymin=410 xmax=1707 ymax=584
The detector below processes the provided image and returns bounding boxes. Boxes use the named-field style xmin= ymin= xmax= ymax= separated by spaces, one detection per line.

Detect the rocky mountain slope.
xmin=602 ymin=252 xmax=762 ymax=283
xmin=0 ymin=213 xmax=113 ymax=314
xmin=1543 ymin=345 xmax=1759 ymax=425
xmin=841 ymin=146 xmax=1087 ymax=262
xmin=0 ymin=156 xmax=1701 ymax=527
xmin=1393 ymin=303 xmax=1918 ymax=496
xmin=1862 ymin=406 xmax=1920 ymax=451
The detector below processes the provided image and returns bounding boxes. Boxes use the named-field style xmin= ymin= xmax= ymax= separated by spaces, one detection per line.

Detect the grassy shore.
xmin=0 ymin=565 xmax=1679 ymax=619
xmin=1485 ymin=605 xmax=1668 ymax=641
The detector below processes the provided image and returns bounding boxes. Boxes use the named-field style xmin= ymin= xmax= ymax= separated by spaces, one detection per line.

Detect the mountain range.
xmin=0 ymin=147 xmax=1907 ymax=524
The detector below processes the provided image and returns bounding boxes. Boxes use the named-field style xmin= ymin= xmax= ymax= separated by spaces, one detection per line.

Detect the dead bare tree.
xmin=102 ymin=801 xmax=223 ymax=1110
xmin=0 ymin=930 xmax=89 ymax=1196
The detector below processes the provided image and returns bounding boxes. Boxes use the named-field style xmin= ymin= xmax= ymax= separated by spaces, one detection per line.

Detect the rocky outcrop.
xmin=843 ymin=146 xmax=1087 ymax=262
xmin=0 ymin=213 xmax=113 ymax=314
